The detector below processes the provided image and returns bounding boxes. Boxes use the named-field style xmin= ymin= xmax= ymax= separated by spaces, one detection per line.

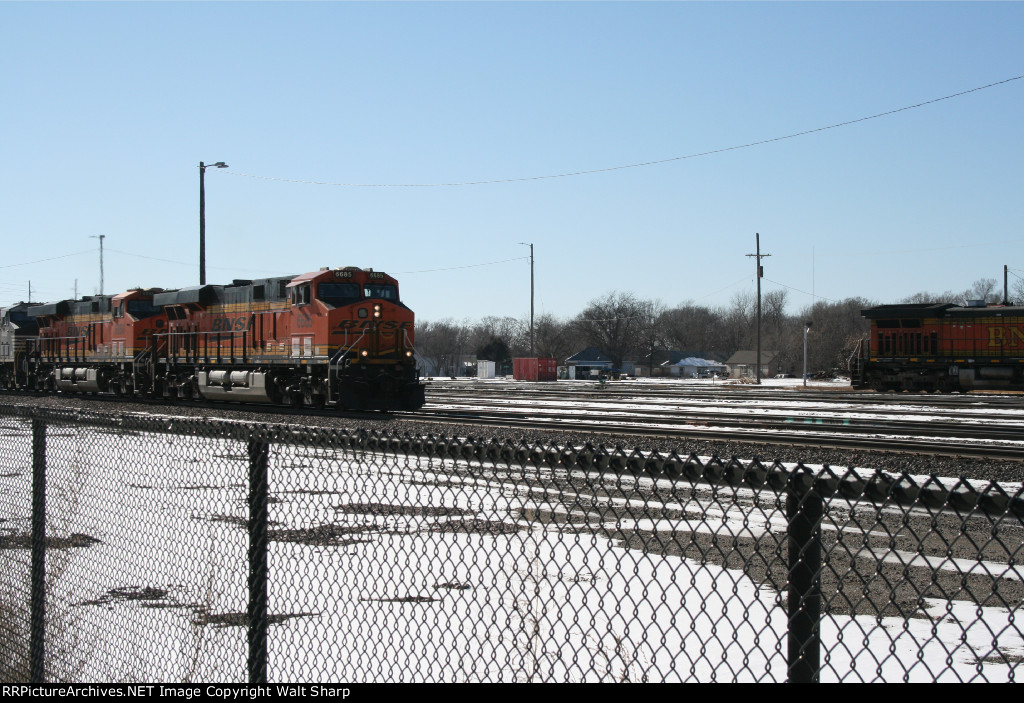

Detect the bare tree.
xmin=415 ymin=319 xmax=472 ymax=376
xmin=799 ymin=298 xmax=873 ymax=375
xmin=660 ymin=303 xmax=725 ymax=357
xmin=532 ymin=314 xmax=583 ymax=362
xmin=572 ymin=292 xmax=658 ymax=371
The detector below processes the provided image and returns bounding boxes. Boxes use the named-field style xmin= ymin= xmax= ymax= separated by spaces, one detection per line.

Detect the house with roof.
xmin=724 ymin=350 xmax=781 ymax=379
xmin=564 ymin=346 xmax=623 ymax=379
xmin=667 ymin=356 xmax=729 ymax=378
xmin=634 ymin=350 xmax=727 ymax=378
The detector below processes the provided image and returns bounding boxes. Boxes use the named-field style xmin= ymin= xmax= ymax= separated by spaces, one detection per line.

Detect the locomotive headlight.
xmin=405 ymin=351 xmax=413 ymax=357
xmin=361 ymin=350 xmax=368 ymax=357
xmin=373 ymin=303 xmax=381 ymax=319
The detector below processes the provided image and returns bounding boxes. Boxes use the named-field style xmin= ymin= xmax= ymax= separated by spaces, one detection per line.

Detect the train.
xmin=0 ymin=266 xmax=425 ymax=411
xmin=850 ymin=301 xmax=1024 ymax=392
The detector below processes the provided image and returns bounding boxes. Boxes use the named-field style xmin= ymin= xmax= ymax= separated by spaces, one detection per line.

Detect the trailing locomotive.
xmin=4 ymin=267 xmax=425 ymax=411
xmin=850 ymin=301 xmax=1024 ymax=392
xmin=0 ymin=302 xmax=40 ymax=389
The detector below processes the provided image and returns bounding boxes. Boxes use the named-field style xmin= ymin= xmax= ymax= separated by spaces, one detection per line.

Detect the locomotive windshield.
xmin=126 ymin=300 xmax=161 ymax=319
xmin=318 ymin=283 xmax=361 ymax=307
xmin=7 ymin=310 xmax=37 ymax=332
xmin=363 ymin=284 xmax=398 ymax=301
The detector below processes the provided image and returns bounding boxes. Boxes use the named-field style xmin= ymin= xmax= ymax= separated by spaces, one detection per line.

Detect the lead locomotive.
xmin=1 ymin=267 xmax=424 ymax=411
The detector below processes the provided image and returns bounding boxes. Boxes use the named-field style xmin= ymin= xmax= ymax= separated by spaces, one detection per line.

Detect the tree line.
xmin=415 ymin=277 xmax=1022 ymax=377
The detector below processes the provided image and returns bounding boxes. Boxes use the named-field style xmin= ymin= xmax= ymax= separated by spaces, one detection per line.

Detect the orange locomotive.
xmin=25 ymin=267 xmax=425 ymax=411
xmin=30 ymin=288 xmax=167 ymax=395
xmin=851 ymin=302 xmax=1024 ymax=392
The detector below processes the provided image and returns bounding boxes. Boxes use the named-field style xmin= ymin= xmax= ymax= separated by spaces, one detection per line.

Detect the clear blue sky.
xmin=2 ymin=1 xmax=1022 ymax=322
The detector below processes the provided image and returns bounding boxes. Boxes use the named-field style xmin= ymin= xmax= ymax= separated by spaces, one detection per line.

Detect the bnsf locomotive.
xmin=0 ymin=267 xmax=425 ymax=411
xmin=851 ymin=301 xmax=1024 ymax=392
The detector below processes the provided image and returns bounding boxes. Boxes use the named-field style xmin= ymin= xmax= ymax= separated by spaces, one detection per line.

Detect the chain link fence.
xmin=1 ymin=403 xmax=1021 ymax=682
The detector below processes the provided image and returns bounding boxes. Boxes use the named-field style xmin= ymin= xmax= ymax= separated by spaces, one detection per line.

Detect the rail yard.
xmin=6 ymin=377 xmax=1024 ymax=481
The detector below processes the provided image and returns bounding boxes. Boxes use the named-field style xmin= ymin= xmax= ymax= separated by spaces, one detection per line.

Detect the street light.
xmin=517 ymin=242 xmax=534 ymax=357
xmin=803 ymin=321 xmax=813 ymax=387
xmin=199 ymin=161 xmax=228 ymax=285
xmin=89 ymin=234 xmax=105 ymax=295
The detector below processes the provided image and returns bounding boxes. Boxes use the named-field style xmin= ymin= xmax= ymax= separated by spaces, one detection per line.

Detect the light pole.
xmin=199 ymin=161 xmax=228 ymax=285
xmin=518 ymin=242 xmax=534 ymax=357
xmin=803 ymin=321 xmax=813 ymax=387
xmin=90 ymin=234 xmax=105 ymax=295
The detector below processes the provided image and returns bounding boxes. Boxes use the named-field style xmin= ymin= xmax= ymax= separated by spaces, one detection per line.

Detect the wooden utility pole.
xmin=746 ymin=233 xmax=770 ymax=383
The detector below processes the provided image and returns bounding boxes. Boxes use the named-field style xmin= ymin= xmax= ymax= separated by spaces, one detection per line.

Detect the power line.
xmin=394 ymin=256 xmax=529 ymax=274
xmin=0 ymin=249 xmax=93 ymax=270
xmin=221 ymin=73 xmax=1023 ymax=188
xmin=763 ymin=278 xmax=840 ymax=305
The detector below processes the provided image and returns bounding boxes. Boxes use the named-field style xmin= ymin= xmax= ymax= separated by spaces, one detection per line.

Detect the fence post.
xmin=30 ymin=417 xmax=46 ymax=683
xmin=247 ymin=433 xmax=270 ymax=684
xmin=787 ymin=467 xmax=823 ymax=683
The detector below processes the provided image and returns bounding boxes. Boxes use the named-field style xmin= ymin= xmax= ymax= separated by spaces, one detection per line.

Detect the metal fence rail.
xmin=0 ymin=404 xmax=1021 ymax=683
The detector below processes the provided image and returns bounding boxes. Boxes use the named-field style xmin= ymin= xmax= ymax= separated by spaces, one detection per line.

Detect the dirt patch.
xmin=429 ymin=518 xmax=530 ymax=535
xmin=336 ymin=502 xmax=476 ymax=518
xmin=269 ymin=523 xmax=377 ymax=547
xmin=0 ymin=532 xmax=101 ymax=550
xmin=360 ymin=595 xmax=439 ymax=603
xmin=193 ymin=611 xmax=318 ymax=628
xmin=78 ymin=585 xmax=170 ymax=607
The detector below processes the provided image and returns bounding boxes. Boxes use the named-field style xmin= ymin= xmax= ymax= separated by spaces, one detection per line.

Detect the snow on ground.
xmin=2 ymin=420 xmax=1019 ymax=682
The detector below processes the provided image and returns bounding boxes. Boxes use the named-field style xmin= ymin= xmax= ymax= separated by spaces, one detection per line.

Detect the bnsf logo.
xmin=211 ymin=317 xmax=251 ymax=332
xmin=334 ymin=321 xmax=412 ymax=331
xmin=988 ymin=326 xmax=1024 ymax=347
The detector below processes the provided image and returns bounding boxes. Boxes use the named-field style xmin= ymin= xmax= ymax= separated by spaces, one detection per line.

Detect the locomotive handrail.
xmin=326 ymin=329 xmax=368 ymax=404
xmin=37 ymin=333 xmax=89 ymax=364
xmin=152 ymin=328 xmax=249 ymax=365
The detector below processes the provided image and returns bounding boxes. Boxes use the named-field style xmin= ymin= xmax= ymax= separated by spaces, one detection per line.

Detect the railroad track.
xmin=4 ymin=382 xmax=1023 ymax=461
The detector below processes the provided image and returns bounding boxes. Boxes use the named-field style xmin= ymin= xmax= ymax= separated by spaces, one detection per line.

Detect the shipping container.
xmin=477 ymin=360 xmax=496 ymax=379
xmin=513 ymin=357 xmax=557 ymax=381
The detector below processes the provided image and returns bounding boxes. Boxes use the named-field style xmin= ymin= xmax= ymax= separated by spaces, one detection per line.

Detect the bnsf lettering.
xmin=987 ymin=326 xmax=1024 ymax=347
xmin=211 ymin=317 xmax=251 ymax=332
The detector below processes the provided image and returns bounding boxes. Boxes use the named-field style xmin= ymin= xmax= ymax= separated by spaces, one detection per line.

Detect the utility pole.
xmin=518 ymin=242 xmax=535 ymax=356
xmin=90 ymin=234 xmax=106 ymax=295
xmin=746 ymin=233 xmax=770 ymax=383
xmin=1004 ymin=264 xmax=1009 ymax=306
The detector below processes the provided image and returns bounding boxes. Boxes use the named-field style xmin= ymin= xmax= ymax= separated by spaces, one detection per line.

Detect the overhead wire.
xmin=220 ymin=73 xmax=1024 ymax=188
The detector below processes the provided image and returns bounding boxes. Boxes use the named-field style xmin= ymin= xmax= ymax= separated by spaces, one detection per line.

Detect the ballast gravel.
xmin=5 ymin=394 xmax=1022 ymax=484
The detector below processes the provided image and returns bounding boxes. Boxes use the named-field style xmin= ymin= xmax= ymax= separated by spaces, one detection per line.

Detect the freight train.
xmin=850 ymin=301 xmax=1024 ymax=392
xmin=0 ymin=267 xmax=425 ymax=411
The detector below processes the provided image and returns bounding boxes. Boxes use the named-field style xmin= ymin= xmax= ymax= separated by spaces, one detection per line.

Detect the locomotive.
xmin=1 ymin=267 xmax=425 ymax=411
xmin=0 ymin=302 xmax=40 ymax=389
xmin=850 ymin=301 xmax=1024 ymax=392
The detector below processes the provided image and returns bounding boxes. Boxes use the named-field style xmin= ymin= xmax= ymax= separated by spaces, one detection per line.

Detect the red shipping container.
xmin=514 ymin=357 xmax=557 ymax=381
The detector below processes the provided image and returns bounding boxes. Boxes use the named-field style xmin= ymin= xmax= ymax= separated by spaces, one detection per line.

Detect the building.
xmin=724 ymin=350 xmax=781 ymax=379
